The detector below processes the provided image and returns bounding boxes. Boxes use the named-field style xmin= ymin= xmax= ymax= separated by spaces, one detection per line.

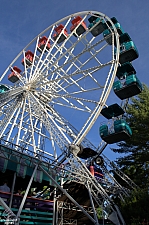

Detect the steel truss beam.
xmin=0 ymin=139 xmax=133 ymax=225
xmin=0 ymin=197 xmax=17 ymax=224
xmin=56 ymin=202 xmax=78 ymax=225
xmin=57 ymin=201 xmax=94 ymax=214
xmin=39 ymin=164 xmax=97 ymax=224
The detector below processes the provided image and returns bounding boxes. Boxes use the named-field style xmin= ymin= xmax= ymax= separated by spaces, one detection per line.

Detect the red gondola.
xmin=21 ymin=50 xmax=34 ymax=66
xmin=70 ymin=16 xmax=87 ymax=36
xmin=53 ymin=24 xmax=68 ymax=44
xmin=38 ymin=36 xmax=50 ymax=53
xmin=8 ymin=66 xmax=21 ymax=83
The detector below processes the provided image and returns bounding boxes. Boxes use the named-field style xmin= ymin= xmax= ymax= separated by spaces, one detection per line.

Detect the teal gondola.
xmin=0 ymin=85 xmax=9 ymax=93
xmin=101 ymin=103 xmax=124 ymax=119
xmin=88 ymin=14 xmax=105 ymax=37
xmin=116 ymin=33 xmax=139 ymax=64
xmin=116 ymin=62 xmax=136 ymax=79
xmin=99 ymin=119 xmax=132 ymax=144
xmin=113 ymin=74 xmax=142 ymax=100
xmin=103 ymin=17 xmax=124 ymax=45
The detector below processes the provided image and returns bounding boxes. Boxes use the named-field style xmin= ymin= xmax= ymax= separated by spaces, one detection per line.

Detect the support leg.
xmin=0 ymin=197 xmax=16 ymax=223
xmin=9 ymin=172 xmax=16 ymax=208
xmin=15 ymin=164 xmax=38 ymax=225
xmin=87 ymin=182 xmax=99 ymax=225
xmin=52 ymin=187 xmax=57 ymax=225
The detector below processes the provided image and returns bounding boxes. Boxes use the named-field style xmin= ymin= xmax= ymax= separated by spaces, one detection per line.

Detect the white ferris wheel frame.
xmin=0 ymin=11 xmax=120 ymax=159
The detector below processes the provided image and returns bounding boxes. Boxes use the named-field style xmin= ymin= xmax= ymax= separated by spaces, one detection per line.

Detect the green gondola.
xmin=99 ymin=119 xmax=132 ymax=144
xmin=0 ymin=85 xmax=9 ymax=93
xmin=101 ymin=103 xmax=124 ymax=119
xmin=103 ymin=17 xmax=124 ymax=45
xmin=113 ymin=74 xmax=142 ymax=100
xmin=116 ymin=62 xmax=136 ymax=79
xmin=88 ymin=14 xmax=105 ymax=37
xmin=116 ymin=33 xmax=139 ymax=64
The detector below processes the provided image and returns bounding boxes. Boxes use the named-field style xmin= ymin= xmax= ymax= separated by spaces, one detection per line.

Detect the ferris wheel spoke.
xmin=32 ymin=28 xmax=104 ymax=84
xmin=27 ymin=93 xmax=39 ymax=154
xmin=22 ymin=50 xmax=31 ymax=83
xmin=35 ymin=76 xmax=106 ymax=114
xmin=39 ymin=15 xmax=88 ymax=74
xmin=57 ymin=45 xmax=109 ymax=85
xmin=52 ymin=100 xmax=91 ymax=112
xmin=37 ymin=121 xmax=45 ymax=152
xmin=0 ymin=86 xmax=24 ymax=107
xmin=15 ymin=97 xmax=27 ymax=146
xmin=51 ymin=92 xmax=100 ymax=105
xmin=31 ymin=25 xmax=55 ymax=80
xmin=59 ymin=38 xmax=104 ymax=69
xmin=50 ymin=38 xmax=103 ymax=76
xmin=36 ymin=57 xmax=112 ymax=94
xmin=28 ymin=37 xmax=41 ymax=82
xmin=30 ymin=93 xmax=72 ymax=152
xmin=55 ymin=52 xmax=107 ymax=89
xmin=19 ymin=127 xmax=34 ymax=150
xmin=13 ymin=107 xmax=32 ymax=149
xmin=52 ymin=95 xmax=92 ymax=112
xmin=0 ymin=96 xmax=19 ymax=109
xmin=30 ymin=26 xmax=56 ymax=82
xmin=33 ymin=39 xmax=109 ymax=95
xmin=56 ymin=79 xmax=103 ymax=94
xmin=43 ymin=105 xmax=78 ymax=142
xmin=0 ymin=98 xmax=22 ymax=139
xmin=41 ymin=83 xmax=93 ymax=112
xmin=38 ymin=69 xmax=98 ymax=88
xmin=31 ymin=18 xmax=72 ymax=82
xmin=6 ymin=100 xmax=24 ymax=142
xmin=72 ymin=95 xmax=110 ymax=145
xmin=70 ymin=61 xmax=113 ymax=77
xmin=39 ymin=38 xmax=106 ymax=83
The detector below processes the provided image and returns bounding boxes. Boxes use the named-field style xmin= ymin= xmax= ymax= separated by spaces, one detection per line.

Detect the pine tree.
xmin=113 ymin=84 xmax=149 ymax=187
xmin=112 ymin=84 xmax=149 ymax=224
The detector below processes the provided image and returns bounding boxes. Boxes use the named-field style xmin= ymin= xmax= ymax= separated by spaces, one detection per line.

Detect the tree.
xmin=112 ymin=84 xmax=149 ymax=224
xmin=113 ymin=84 xmax=149 ymax=187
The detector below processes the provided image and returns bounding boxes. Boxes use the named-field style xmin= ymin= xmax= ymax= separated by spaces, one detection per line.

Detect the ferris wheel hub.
xmin=25 ymin=85 xmax=31 ymax=90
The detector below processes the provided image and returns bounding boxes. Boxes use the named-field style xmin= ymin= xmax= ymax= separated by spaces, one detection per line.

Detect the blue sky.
xmin=0 ymin=0 xmax=149 ymax=161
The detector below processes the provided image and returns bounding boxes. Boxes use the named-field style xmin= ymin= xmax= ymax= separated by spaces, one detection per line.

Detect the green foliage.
xmin=120 ymin=188 xmax=149 ymax=224
xmin=96 ymin=207 xmax=103 ymax=219
xmin=112 ymin=84 xmax=149 ymax=187
xmin=112 ymin=84 xmax=149 ymax=223
xmin=42 ymin=186 xmax=51 ymax=199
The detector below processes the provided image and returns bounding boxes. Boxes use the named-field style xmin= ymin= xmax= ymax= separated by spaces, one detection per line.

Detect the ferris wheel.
xmin=0 ymin=11 xmax=142 ymax=224
xmin=0 ymin=11 xmax=120 ymax=160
